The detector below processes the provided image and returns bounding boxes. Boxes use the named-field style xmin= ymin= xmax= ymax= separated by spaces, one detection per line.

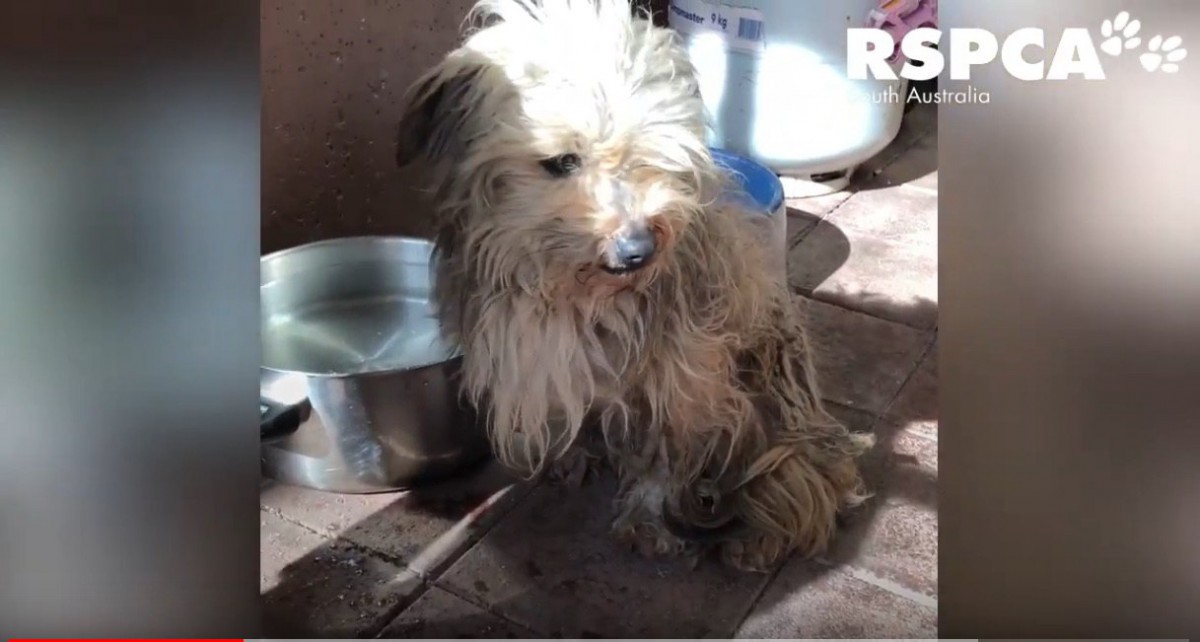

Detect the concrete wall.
xmin=262 ymin=0 xmax=667 ymax=254
xmin=261 ymin=0 xmax=476 ymax=253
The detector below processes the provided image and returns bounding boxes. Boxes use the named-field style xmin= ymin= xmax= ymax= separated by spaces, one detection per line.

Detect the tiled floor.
xmin=260 ymin=103 xmax=938 ymax=638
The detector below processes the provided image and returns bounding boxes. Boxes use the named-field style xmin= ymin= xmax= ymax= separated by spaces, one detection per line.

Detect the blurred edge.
xmin=940 ymin=0 xmax=1200 ymax=638
xmin=0 ymin=0 xmax=261 ymax=635
xmin=2 ymin=0 xmax=1199 ymax=637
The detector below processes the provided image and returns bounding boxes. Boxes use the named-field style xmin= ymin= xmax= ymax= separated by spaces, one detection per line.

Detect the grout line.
xmin=818 ymin=332 xmax=939 ymax=613
xmin=793 ymin=290 xmax=937 ymax=334
xmin=260 ymin=483 xmax=532 ymax=581
xmin=785 ymin=184 xmax=859 ymax=249
xmin=261 ymin=477 xmax=537 ymax=583
xmin=860 ymin=123 xmax=935 ymax=186
xmin=822 ymin=399 xmax=888 ymax=435
xmin=432 ymin=576 xmax=547 ymax=637
xmin=785 ymin=218 xmax=820 ymax=251
xmin=260 ymin=504 xmax=412 ymax=568
xmin=411 ymin=481 xmax=550 ymax=636
xmin=898 ymin=181 xmax=938 ymax=197
xmin=372 ymin=580 xmax=533 ymax=639
xmin=261 ymin=484 xmax=537 ymax=638
xmin=869 ymin=134 xmax=926 ymax=176
xmin=786 ymin=126 xmax=939 ymax=329
xmin=798 ymin=296 xmax=938 ymax=430
xmin=413 ymin=480 xmax=538 ymax=584
xmin=260 ymin=505 xmax=434 ymax=638
xmin=785 ymin=117 xmax=937 ymax=270
xmin=843 ymin=565 xmax=938 ymax=609
xmin=261 ymin=504 xmax=334 ymax=539
xmin=726 ymin=556 xmax=792 ymax=636
xmin=367 ymin=581 xmax=434 ymax=639
xmin=877 ymin=331 xmax=937 ymax=421
xmin=816 ymin=189 xmax=858 ymax=223
xmin=428 ymin=579 xmax=493 ymax=612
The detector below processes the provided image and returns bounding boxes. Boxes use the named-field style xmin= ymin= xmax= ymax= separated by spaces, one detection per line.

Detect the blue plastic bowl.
xmin=711 ymin=147 xmax=784 ymax=215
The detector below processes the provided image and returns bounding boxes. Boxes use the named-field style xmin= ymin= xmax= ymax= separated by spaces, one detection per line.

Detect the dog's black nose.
xmin=610 ymin=227 xmax=657 ymax=272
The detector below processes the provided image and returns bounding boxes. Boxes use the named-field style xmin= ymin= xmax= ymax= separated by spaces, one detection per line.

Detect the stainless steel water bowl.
xmin=260 ymin=236 xmax=489 ymax=493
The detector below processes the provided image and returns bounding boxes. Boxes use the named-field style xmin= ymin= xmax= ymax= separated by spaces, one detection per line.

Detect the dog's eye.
xmin=539 ymin=153 xmax=581 ymax=178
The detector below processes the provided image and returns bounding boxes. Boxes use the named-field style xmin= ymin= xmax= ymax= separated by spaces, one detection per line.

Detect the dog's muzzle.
xmin=601 ymin=225 xmax=657 ymax=274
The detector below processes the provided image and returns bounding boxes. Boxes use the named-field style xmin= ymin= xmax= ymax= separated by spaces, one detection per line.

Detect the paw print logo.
xmin=1140 ymin=35 xmax=1187 ymax=73
xmin=1100 ymin=11 xmax=1142 ymax=56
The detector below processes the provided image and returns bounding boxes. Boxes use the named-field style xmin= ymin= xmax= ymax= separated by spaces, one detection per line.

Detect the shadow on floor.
xmin=260 ymin=456 xmax=527 ymax=637
xmin=261 ymin=251 xmax=938 ymax=638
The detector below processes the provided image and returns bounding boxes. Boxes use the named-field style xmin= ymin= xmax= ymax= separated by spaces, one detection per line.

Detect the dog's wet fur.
xmin=396 ymin=0 xmax=873 ymax=571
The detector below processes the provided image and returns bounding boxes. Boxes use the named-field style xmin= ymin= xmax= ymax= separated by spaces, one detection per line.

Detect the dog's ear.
xmin=395 ymin=57 xmax=489 ymax=167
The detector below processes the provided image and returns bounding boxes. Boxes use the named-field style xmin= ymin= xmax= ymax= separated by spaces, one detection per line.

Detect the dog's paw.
xmin=612 ymin=519 xmax=695 ymax=559
xmin=545 ymin=447 xmax=599 ymax=487
xmin=717 ymin=536 xmax=782 ymax=573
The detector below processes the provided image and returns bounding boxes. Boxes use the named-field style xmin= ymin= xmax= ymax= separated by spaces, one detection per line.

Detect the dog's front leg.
xmin=593 ymin=403 xmax=694 ymax=559
xmin=545 ymin=442 xmax=601 ymax=487
xmin=610 ymin=454 xmax=698 ymax=561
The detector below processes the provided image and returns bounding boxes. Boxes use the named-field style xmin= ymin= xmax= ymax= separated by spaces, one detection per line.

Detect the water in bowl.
xmin=263 ymin=294 xmax=455 ymax=375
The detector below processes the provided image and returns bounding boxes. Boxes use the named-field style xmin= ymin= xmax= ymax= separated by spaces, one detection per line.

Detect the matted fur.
xmin=396 ymin=0 xmax=872 ymax=570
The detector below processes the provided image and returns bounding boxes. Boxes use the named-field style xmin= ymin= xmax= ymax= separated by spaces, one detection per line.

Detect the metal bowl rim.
xmin=258 ymin=352 xmax=463 ymax=380
xmin=261 ymin=235 xmax=460 ymax=378
xmin=261 ymin=235 xmax=433 ymax=274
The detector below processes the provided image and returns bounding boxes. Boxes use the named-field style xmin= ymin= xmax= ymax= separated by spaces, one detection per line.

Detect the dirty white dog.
xmin=395 ymin=0 xmax=872 ymax=571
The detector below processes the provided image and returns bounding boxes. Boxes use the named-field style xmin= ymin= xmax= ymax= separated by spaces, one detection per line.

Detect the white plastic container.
xmin=669 ymin=0 xmax=909 ymax=196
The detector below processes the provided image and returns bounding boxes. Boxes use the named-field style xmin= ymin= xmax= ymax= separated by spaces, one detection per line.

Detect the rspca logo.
xmin=849 ymin=11 xmax=1188 ymax=81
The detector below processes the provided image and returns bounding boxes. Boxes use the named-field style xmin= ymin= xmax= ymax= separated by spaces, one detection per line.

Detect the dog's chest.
xmin=549 ymin=304 xmax=645 ymax=402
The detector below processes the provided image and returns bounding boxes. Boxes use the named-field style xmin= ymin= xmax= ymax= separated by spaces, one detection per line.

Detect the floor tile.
xmin=785 ymin=207 xmax=822 ymax=245
xmin=876 ymin=129 xmax=938 ymax=192
xmin=824 ymin=181 xmax=937 ymax=245
xmin=262 ymin=510 xmax=326 ymax=594
xmin=790 ymin=222 xmax=937 ymax=329
xmin=789 ymin=178 xmax=937 ymax=328
xmin=735 ymin=562 xmax=936 ymax=638
xmin=260 ymin=483 xmax=396 ymax=538
xmin=260 ymin=511 xmax=423 ymax=637
xmin=261 ymin=460 xmax=532 ymax=578
xmin=887 ymin=340 xmax=938 ymax=440
xmin=798 ymin=297 xmax=933 ymax=415
xmin=814 ymin=336 xmax=938 ymax=599
xmin=832 ymin=423 xmax=938 ymax=599
xmin=437 ymin=478 xmax=770 ymax=638
xmin=787 ymin=209 xmax=851 ymax=274
xmin=913 ymin=167 xmax=938 ymax=192
xmin=379 ymin=586 xmax=535 ymax=638
xmin=820 ymin=350 xmax=937 ymax=600
xmin=787 ymin=190 xmax=854 ymax=218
